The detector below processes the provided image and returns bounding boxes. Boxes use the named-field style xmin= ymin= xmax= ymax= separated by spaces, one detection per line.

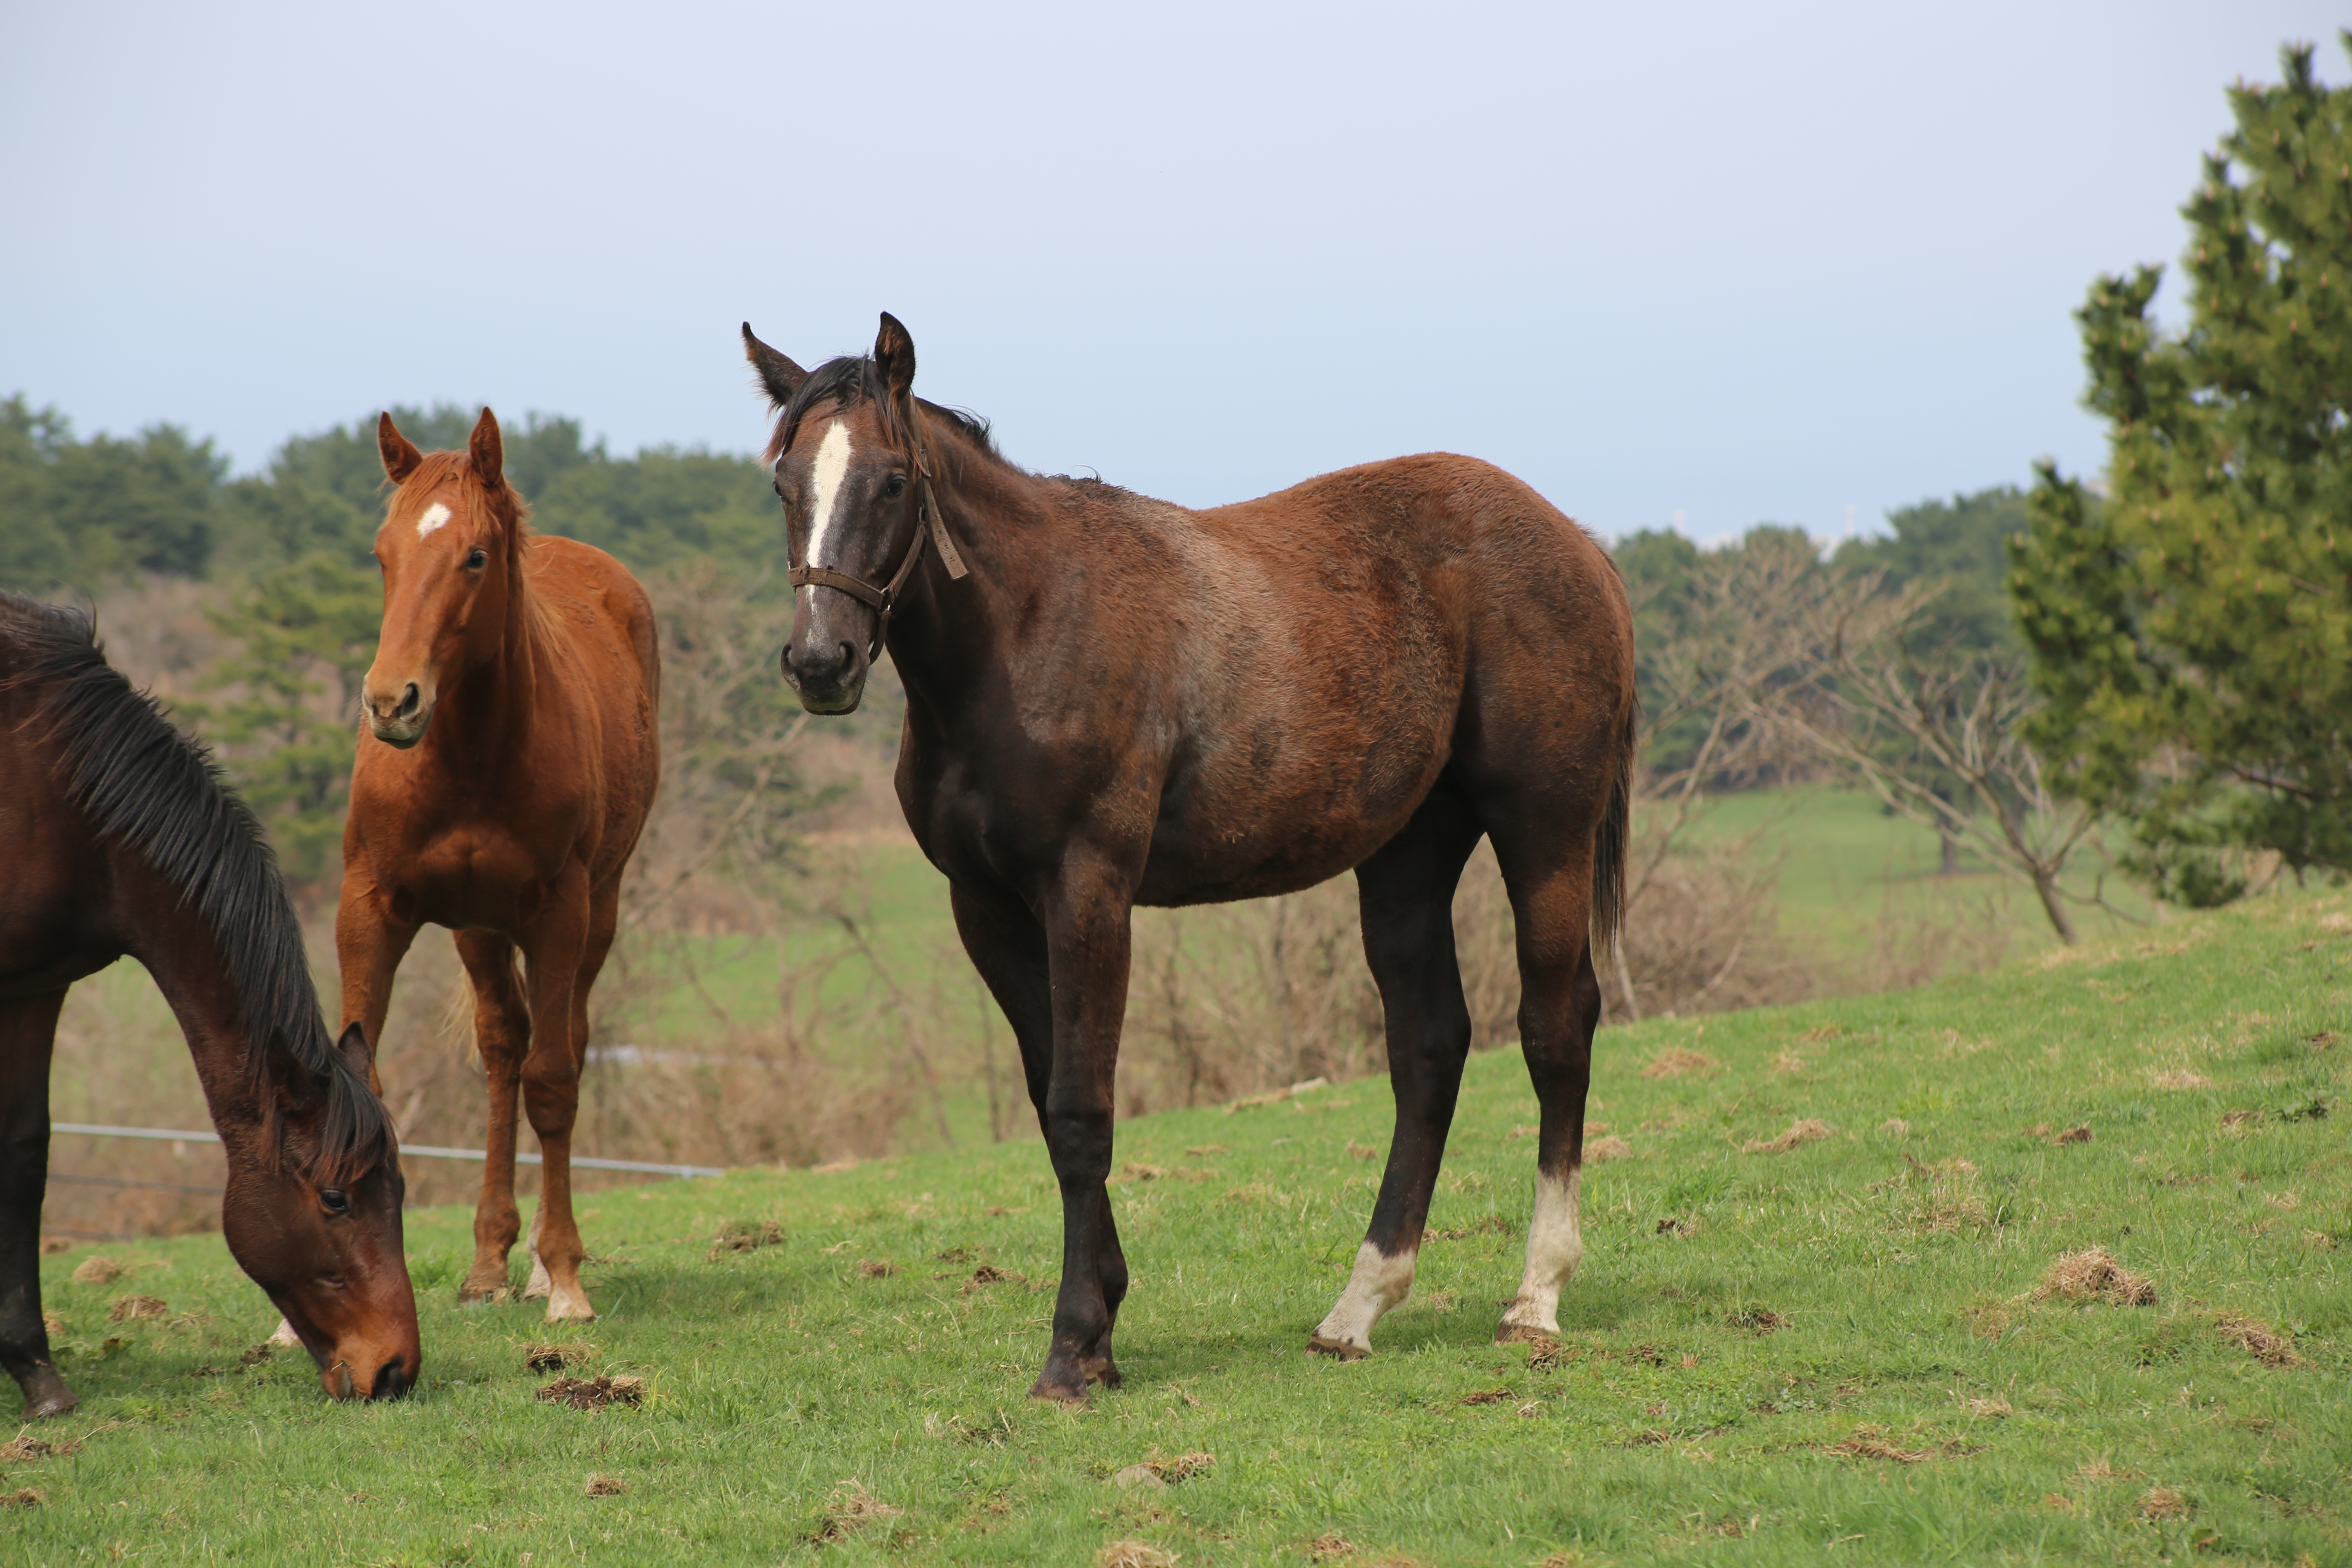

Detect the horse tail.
xmin=1589 ymin=692 xmax=1638 ymax=963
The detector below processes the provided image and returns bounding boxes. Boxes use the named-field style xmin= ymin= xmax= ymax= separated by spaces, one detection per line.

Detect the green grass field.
xmin=11 ymin=890 xmax=2346 ymax=1566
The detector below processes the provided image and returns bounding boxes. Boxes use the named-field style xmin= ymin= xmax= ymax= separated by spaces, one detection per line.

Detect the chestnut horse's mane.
xmin=0 ymin=592 xmax=392 ymax=1182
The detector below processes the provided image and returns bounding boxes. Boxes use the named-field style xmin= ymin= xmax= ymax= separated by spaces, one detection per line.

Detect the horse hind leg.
xmin=1488 ymin=826 xmax=1604 ymax=1345
xmin=1311 ymin=786 xmax=1482 ymax=1359
xmin=455 ymin=930 xmax=532 ymax=1304
xmin=0 ymin=990 xmax=76 ymax=1419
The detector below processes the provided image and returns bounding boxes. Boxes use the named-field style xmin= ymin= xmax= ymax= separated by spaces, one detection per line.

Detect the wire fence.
xmin=44 ymin=1123 xmax=723 ymax=1227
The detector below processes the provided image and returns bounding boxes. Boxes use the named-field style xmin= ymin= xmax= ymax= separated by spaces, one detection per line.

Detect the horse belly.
xmin=1136 ymin=714 xmax=1450 ymax=906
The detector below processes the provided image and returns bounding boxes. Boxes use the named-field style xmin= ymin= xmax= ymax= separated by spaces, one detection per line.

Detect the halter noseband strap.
xmin=788 ymin=401 xmax=969 ymax=659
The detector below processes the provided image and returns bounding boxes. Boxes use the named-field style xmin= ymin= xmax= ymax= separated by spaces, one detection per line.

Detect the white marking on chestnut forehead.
xmin=415 ymin=501 xmax=452 ymax=538
xmin=806 ymin=420 xmax=854 ymax=567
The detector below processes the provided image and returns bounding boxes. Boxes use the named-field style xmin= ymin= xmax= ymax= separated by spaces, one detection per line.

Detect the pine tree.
xmin=2013 ymin=36 xmax=2352 ymax=900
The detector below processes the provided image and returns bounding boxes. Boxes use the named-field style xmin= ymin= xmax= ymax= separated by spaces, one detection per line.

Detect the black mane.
xmin=771 ymin=354 xmax=999 ymax=468
xmin=0 ymin=593 xmax=392 ymax=1182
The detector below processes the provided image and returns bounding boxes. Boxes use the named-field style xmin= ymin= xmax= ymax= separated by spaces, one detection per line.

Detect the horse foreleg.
xmin=967 ymin=869 xmax=1131 ymax=1403
xmin=1313 ymin=790 xmax=1481 ymax=1359
xmin=454 ymin=930 xmax=530 ymax=1303
xmin=0 ymin=989 xmax=74 ymax=1419
xmin=954 ymin=882 xmax=1138 ymax=1361
xmin=1490 ymin=838 xmax=1600 ymax=1345
xmin=518 ymin=870 xmax=593 ymax=1323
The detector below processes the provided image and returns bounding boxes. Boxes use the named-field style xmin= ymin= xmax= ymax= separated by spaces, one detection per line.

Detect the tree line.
xmin=4 ymin=38 xmax=2347 ymax=934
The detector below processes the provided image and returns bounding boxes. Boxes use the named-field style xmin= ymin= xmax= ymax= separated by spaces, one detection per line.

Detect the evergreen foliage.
xmin=2013 ymin=37 xmax=2352 ymax=899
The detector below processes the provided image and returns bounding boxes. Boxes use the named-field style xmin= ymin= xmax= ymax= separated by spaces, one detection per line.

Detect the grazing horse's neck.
xmin=110 ymin=851 xmax=276 ymax=1158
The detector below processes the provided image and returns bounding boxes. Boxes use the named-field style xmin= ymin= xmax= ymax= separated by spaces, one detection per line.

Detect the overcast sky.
xmin=2 ymin=2 xmax=2342 ymax=542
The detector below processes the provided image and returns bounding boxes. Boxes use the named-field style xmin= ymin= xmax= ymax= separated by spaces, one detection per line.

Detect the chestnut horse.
xmin=340 ymin=409 xmax=659 ymax=1322
xmin=0 ymin=594 xmax=418 ymax=1415
xmin=744 ymin=314 xmax=1636 ymax=1401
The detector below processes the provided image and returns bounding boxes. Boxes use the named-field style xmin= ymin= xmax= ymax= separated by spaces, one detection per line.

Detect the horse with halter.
xmin=744 ymin=314 xmax=1637 ymax=1401
xmin=338 ymin=410 xmax=660 ymax=1322
xmin=0 ymin=594 xmax=419 ymax=1415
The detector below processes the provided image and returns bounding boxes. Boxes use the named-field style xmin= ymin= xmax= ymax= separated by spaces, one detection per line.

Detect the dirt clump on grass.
xmin=2214 ymin=1315 xmax=2300 ymax=1367
xmin=1642 ymin=1048 xmax=1717 ymax=1079
xmin=1306 ymin=1536 xmax=1359 ymax=1563
xmin=1743 ymin=1118 xmax=1833 ymax=1154
xmin=3 ymin=1488 xmax=41 ymax=1509
xmin=815 ymin=1480 xmax=903 ymax=1543
xmin=536 ymin=1374 xmax=646 ymax=1411
xmin=108 ymin=1294 xmax=167 ymax=1323
xmin=1827 ymin=1425 xmax=1932 ymax=1463
xmin=524 ymin=1343 xmax=595 ymax=1373
xmin=856 ymin=1258 xmax=897 ymax=1278
xmin=2032 ymin=1248 xmax=2155 ymax=1306
xmin=1586 ymin=1134 xmax=1634 ymax=1162
xmin=2137 ymin=1487 xmax=2191 ymax=1521
xmin=71 ymin=1256 xmax=124 ymax=1285
xmin=709 ymin=1218 xmax=784 ymax=1257
xmin=0 ymin=1438 xmax=56 ymax=1463
xmin=1096 ymin=1542 xmax=1178 ymax=1568
xmin=585 ymin=1474 xmax=629 ymax=1497
xmin=1726 ymin=1306 xmax=1784 ymax=1334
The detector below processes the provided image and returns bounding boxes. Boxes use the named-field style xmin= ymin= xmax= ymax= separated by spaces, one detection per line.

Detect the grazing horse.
xmin=339 ymin=409 xmax=659 ymax=1322
xmin=743 ymin=314 xmax=1636 ymax=1401
xmin=0 ymin=594 xmax=419 ymax=1416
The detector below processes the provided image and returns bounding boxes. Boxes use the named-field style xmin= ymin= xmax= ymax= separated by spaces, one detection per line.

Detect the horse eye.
xmin=320 ymin=1189 xmax=352 ymax=1216
xmin=464 ymin=548 xmax=488 ymax=570
xmin=882 ymin=474 xmax=908 ymax=499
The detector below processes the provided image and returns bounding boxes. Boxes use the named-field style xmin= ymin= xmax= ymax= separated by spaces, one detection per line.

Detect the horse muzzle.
xmin=363 ymin=679 xmax=434 ymax=748
xmin=781 ymin=630 xmax=869 ymax=715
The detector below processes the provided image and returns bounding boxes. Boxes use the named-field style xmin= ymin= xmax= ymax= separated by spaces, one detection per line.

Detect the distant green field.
xmin=648 ymin=787 xmax=2139 ymax=1047
xmin=13 ymin=888 xmax=2344 ymax=1565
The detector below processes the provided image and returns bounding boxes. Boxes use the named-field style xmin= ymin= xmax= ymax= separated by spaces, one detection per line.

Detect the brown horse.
xmin=744 ymin=315 xmax=1636 ymax=1401
xmin=0 ymin=594 xmax=419 ymax=1415
xmin=339 ymin=409 xmax=659 ymax=1322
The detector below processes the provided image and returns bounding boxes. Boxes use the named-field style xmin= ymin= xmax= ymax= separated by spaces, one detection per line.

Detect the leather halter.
xmin=788 ymin=401 xmax=969 ymax=659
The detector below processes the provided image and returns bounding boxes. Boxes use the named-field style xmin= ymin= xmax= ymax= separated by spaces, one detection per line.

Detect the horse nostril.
xmin=371 ymin=1360 xmax=412 ymax=1401
xmin=396 ymin=682 xmax=420 ymax=719
xmin=836 ymin=641 xmax=856 ymax=669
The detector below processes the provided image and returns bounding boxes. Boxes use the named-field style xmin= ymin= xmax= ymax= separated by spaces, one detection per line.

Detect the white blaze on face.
xmin=805 ymin=419 xmax=855 ymax=568
xmin=415 ymin=501 xmax=453 ymax=539
xmin=1312 ymin=1241 xmax=1417 ymax=1354
xmin=1498 ymin=1167 xmax=1584 ymax=1340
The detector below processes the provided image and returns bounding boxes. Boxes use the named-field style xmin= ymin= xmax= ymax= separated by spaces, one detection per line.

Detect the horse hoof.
xmin=1028 ymin=1369 xmax=1090 ymax=1406
xmin=457 ymin=1285 xmax=512 ymax=1307
xmin=19 ymin=1374 xmax=79 ymax=1420
xmin=1081 ymin=1355 xmax=1123 ymax=1389
xmin=1495 ymin=1324 xmax=1560 ymax=1348
xmin=1306 ymin=1335 xmax=1370 ymax=1361
xmin=543 ymin=1283 xmax=596 ymax=1323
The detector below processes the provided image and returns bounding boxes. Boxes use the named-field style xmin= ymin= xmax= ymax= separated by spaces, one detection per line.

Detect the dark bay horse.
xmin=0 ymin=594 xmax=419 ymax=1416
xmin=340 ymin=409 xmax=659 ymax=1322
xmin=744 ymin=315 xmax=1636 ymax=1401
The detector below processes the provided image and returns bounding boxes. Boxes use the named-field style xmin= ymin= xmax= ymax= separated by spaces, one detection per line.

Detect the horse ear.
xmin=469 ymin=407 xmax=505 ymax=491
xmin=378 ymin=413 xmax=423 ymax=483
xmin=742 ymin=323 xmax=808 ymax=408
xmin=334 ymin=1022 xmax=371 ymax=1071
xmin=873 ymin=312 xmax=917 ymax=405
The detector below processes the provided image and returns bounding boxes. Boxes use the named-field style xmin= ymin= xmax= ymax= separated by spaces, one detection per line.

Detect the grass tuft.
xmin=2032 ymin=1247 xmax=2156 ymax=1306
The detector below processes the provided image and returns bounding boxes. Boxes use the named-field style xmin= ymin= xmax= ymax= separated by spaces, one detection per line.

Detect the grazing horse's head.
xmin=363 ymin=408 xmax=525 ymax=747
xmin=223 ymin=1024 xmax=418 ymax=1399
xmin=745 ymin=312 xmax=941 ymax=715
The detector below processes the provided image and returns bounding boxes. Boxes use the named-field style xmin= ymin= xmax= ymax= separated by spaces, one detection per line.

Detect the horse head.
xmin=363 ymin=408 xmax=525 ymax=747
xmin=223 ymin=1023 xmax=419 ymax=1400
xmin=747 ymin=313 xmax=949 ymax=715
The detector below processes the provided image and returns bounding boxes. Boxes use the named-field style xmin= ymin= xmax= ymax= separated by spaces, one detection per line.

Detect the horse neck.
xmin=440 ymin=545 xmax=549 ymax=764
xmin=886 ymin=454 xmax=1058 ymax=712
xmin=111 ymin=851 xmax=278 ymax=1154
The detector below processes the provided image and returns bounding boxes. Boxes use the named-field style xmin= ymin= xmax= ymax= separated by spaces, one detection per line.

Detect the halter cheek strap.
xmin=788 ymin=402 xmax=969 ymax=659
